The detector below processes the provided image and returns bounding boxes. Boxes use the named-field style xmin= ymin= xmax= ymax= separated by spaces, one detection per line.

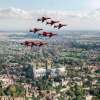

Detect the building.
xmin=33 ymin=67 xmax=66 ymax=78
xmin=33 ymin=68 xmax=46 ymax=78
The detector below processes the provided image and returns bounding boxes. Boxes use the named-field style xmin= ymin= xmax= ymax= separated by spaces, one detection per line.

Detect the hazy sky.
xmin=0 ymin=0 xmax=100 ymax=31
xmin=0 ymin=0 xmax=100 ymax=10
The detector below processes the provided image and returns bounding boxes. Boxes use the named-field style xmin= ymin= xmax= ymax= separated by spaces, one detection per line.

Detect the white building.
xmin=33 ymin=67 xmax=66 ymax=78
xmin=33 ymin=68 xmax=46 ymax=78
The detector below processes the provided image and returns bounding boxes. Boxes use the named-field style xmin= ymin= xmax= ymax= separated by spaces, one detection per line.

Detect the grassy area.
xmin=2 ymin=85 xmax=25 ymax=96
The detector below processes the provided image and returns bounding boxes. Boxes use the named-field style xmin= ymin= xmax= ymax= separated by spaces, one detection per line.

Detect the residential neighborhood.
xmin=0 ymin=34 xmax=100 ymax=100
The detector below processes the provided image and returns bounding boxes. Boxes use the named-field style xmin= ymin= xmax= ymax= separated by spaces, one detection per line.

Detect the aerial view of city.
xmin=0 ymin=0 xmax=100 ymax=100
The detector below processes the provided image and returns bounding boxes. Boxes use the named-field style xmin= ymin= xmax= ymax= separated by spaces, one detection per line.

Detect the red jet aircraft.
xmin=37 ymin=17 xmax=51 ymax=23
xmin=54 ymin=24 xmax=67 ymax=29
xmin=29 ymin=28 xmax=43 ymax=33
xmin=20 ymin=40 xmax=47 ymax=47
xmin=46 ymin=20 xmax=59 ymax=26
xmin=39 ymin=32 xmax=57 ymax=38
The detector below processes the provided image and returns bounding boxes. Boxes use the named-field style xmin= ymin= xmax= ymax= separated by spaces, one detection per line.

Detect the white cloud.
xmin=0 ymin=7 xmax=33 ymax=19
xmin=0 ymin=7 xmax=99 ymax=30
xmin=0 ymin=7 xmax=100 ymax=19
xmin=87 ymin=0 xmax=100 ymax=10
xmin=0 ymin=7 xmax=86 ymax=20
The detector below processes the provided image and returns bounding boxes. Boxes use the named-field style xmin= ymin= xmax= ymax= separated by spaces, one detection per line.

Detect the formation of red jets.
xmin=20 ymin=16 xmax=68 ymax=47
xmin=46 ymin=20 xmax=59 ymax=26
xmin=39 ymin=32 xmax=57 ymax=38
xmin=29 ymin=28 xmax=43 ymax=33
xmin=37 ymin=17 xmax=67 ymax=29
xmin=54 ymin=23 xmax=67 ymax=29
xmin=37 ymin=17 xmax=51 ymax=23
xmin=20 ymin=40 xmax=47 ymax=47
